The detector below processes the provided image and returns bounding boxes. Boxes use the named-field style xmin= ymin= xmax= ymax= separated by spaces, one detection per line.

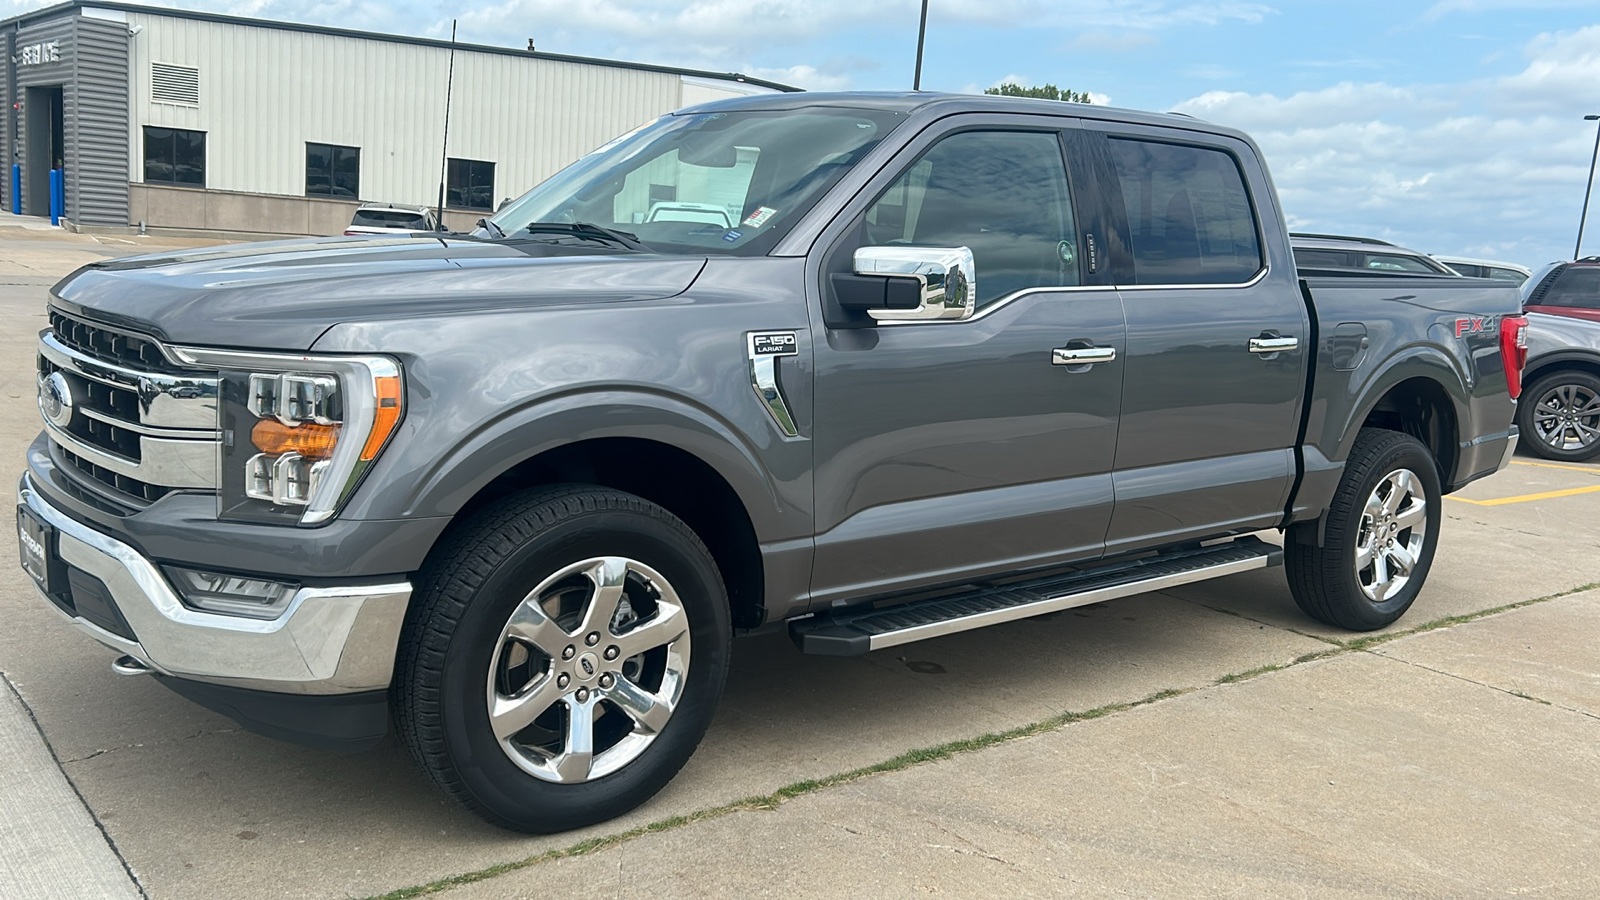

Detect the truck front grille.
xmin=49 ymin=309 xmax=179 ymax=373
xmin=57 ymin=446 xmax=170 ymax=506
xmin=36 ymin=310 xmax=220 ymax=507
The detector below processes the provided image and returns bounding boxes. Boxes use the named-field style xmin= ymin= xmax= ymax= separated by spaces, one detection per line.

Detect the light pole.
xmin=913 ymin=0 xmax=929 ymax=90
xmin=1575 ymin=114 xmax=1600 ymax=260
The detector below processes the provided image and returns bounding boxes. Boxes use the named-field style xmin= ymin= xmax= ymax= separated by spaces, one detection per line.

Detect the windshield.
xmin=484 ymin=107 xmax=905 ymax=255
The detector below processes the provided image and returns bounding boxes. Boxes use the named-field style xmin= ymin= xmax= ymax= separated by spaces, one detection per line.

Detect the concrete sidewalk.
xmin=0 ymin=675 xmax=141 ymax=900
xmin=438 ymin=591 xmax=1600 ymax=899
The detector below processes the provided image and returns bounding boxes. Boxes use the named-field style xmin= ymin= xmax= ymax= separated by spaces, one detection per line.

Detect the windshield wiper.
xmin=476 ymin=217 xmax=506 ymax=238
xmin=523 ymin=222 xmax=648 ymax=250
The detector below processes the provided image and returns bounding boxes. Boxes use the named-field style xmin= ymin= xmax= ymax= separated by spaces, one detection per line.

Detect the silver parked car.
xmin=344 ymin=202 xmax=439 ymax=236
xmin=1291 ymin=233 xmax=1460 ymax=275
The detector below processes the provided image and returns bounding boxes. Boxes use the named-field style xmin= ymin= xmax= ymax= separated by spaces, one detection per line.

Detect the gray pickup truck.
xmin=17 ymin=92 xmax=1526 ymax=832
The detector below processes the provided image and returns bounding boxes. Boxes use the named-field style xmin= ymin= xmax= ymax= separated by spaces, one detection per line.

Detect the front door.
xmin=808 ymin=123 xmax=1127 ymax=606
xmin=1088 ymin=126 xmax=1310 ymax=553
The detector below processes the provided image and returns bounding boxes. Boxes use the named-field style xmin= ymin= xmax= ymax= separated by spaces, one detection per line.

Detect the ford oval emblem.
xmin=41 ymin=371 xmax=74 ymax=429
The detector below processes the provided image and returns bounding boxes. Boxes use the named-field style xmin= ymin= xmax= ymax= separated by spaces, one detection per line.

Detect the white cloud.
xmin=744 ymin=64 xmax=852 ymax=91
xmin=1172 ymin=28 xmax=1600 ymax=264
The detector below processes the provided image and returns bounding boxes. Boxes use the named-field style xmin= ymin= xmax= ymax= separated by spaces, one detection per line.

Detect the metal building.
xmin=1 ymin=1 xmax=795 ymax=234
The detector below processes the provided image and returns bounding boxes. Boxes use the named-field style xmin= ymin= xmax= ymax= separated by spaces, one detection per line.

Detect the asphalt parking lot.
xmin=3 ymin=231 xmax=1598 ymax=899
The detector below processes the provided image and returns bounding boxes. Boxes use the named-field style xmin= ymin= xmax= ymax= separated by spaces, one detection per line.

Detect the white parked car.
xmin=1433 ymin=256 xmax=1532 ymax=284
xmin=344 ymin=203 xmax=439 ymax=236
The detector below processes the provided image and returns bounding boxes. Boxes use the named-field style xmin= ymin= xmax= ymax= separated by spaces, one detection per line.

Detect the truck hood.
xmin=50 ymin=236 xmax=709 ymax=350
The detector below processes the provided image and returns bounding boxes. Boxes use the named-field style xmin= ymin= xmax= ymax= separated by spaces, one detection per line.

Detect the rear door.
xmin=1085 ymin=124 xmax=1310 ymax=553
xmin=806 ymin=116 xmax=1128 ymax=605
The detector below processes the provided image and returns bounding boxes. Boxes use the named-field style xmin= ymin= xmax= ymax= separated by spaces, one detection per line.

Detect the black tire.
xmin=392 ymin=484 xmax=730 ymax=833
xmin=1286 ymin=428 xmax=1442 ymax=631
xmin=1517 ymin=369 xmax=1600 ymax=462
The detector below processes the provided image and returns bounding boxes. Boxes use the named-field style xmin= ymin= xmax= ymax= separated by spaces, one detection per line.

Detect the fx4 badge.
xmin=1454 ymin=315 xmax=1500 ymax=338
xmin=747 ymin=331 xmax=800 ymax=437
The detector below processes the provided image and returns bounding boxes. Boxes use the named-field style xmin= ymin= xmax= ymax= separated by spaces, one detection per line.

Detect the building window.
xmin=447 ymin=158 xmax=495 ymax=211
xmin=143 ymin=127 xmax=206 ymax=187
xmin=306 ymin=143 xmax=360 ymax=199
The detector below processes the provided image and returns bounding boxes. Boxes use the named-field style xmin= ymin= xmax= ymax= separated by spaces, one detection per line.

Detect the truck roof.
xmin=677 ymin=91 xmax=1249 ymax=143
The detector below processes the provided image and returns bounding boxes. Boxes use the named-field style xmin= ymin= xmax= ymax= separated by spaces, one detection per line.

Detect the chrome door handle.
xmin=1248 ymin=336 xmax=1299 ymax=354
xmin=1052 ymin=346 xmax=1117 ymax=366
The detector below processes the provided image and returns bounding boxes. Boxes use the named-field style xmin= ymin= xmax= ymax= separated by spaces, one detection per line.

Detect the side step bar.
xmin=791 ymin=536 xmax=1282 ymax=656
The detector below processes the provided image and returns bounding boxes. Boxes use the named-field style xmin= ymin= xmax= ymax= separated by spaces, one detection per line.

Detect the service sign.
xmin=18 ymin=41 xmax=62 ymax=66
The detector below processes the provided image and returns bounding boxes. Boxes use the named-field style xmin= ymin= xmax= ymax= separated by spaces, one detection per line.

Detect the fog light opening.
xmin=166 ymin=567 xmax=299 ymax=620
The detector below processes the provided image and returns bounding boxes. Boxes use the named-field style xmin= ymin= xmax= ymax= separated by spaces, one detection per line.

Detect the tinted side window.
xmin=1542 ymin=266 xmax=1600 ymax=309
xmin=1361 ymin=253 xmax=1439 ymax=273
xmin=864 ymin=130 xmax=1078 ymax=306
xmin=1108 ymin=138 xmax=1262 ymax=285
xmin=351 ymin=210 xmax=428 ymax=229
xmin=1488 ymin=267 xmax=1528 ymax=283
xmin=1293 ymin=248 xmax=1351 ymax=269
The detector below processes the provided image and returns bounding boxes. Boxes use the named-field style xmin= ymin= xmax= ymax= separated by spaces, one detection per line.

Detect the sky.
xmin=8 ymin=0 xmax=1600 ymax=267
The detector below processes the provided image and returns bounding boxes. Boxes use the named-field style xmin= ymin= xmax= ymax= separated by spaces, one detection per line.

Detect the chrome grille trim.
xmin=39 ymin=331 xmax=218 ymax=431
xmin=41 ymin=418 xmax=219 ymax=488
xmin=36 ymin=318 xmax=220 ymax=502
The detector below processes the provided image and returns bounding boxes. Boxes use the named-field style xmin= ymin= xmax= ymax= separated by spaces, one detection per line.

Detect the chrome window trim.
xmin=875 ymin=264 xmax=1270 ymax=327
xmin=1113 ymin=264 xmax=1271 ymax=292
xmin=876 ymin=283 xmax=1111 ymax=326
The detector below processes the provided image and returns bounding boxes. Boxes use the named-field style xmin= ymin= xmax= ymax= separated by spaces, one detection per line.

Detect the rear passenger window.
xmin=1108 ymin=138 xmax=1262 ymax=285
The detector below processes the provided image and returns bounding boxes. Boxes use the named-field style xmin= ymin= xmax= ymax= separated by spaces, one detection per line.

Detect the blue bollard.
xmin=49 ymin=169 xmax=61 ymax=225
xmin=9 ymin=164 xmax=19 ymax=215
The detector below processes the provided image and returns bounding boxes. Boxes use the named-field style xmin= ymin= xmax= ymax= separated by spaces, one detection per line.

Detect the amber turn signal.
xmin=251 ymin=418 xmax=340 ymax=459
xmin=360 ymin=375 xmax=403 ymax=460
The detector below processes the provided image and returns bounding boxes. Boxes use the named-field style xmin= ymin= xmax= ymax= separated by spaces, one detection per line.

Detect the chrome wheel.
xmin=486 ymin=556 xmax=691 ymax=784
xmin=1532 ymin=382 xmax=1600 ymax=454
xmin=1354 ymin=468 xmax=1429 ymax=603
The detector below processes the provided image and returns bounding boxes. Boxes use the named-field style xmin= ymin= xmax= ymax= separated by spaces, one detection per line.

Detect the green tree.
xmin=984 ymin=83 xmax=1095 ymax=104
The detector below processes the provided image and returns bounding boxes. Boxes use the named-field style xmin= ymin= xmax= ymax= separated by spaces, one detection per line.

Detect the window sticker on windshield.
xmin=722 ymin=230 xmax=743 ymax=242
xmin=743 ymin=207 xmax=777 ymax=228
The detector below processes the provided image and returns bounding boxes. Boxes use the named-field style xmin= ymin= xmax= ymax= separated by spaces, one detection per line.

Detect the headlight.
xmin=169 ymin=347 xmax=403 ymax=525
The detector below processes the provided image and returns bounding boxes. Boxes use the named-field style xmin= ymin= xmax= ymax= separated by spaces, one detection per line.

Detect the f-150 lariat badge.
xmin=747 ymin=331 xmax=799 ymax=437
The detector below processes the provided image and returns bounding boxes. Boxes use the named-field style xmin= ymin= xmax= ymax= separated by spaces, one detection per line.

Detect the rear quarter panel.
xmin=1294 ymin=274 xmax=1521 ymax=518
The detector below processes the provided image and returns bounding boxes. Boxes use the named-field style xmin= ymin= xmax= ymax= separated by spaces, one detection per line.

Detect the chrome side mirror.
xmin=852 ymin=246 xmax=976 ymax=322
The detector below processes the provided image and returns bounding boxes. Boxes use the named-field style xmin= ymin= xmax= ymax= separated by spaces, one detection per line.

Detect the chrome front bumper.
xmin=18 ymin=475 xmax=411 ymax=695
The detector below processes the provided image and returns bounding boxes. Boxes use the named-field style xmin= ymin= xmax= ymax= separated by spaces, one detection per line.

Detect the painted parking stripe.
xmin=1510 ymin=460 xmax=1600 ymax=476
xmin=1447 ymin=483 xmax=1600 ymax=506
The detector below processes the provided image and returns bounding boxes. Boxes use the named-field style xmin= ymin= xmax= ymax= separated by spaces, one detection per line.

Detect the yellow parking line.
xmin=1511 ymin=460 xmax=1600 ymax=475
xmin=1447 ymin=484 xmax=1600 ymax=506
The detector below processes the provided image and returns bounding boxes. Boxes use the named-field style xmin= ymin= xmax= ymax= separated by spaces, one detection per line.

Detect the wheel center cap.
xmin=575 ymin=652 xmax=600 ymax=682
